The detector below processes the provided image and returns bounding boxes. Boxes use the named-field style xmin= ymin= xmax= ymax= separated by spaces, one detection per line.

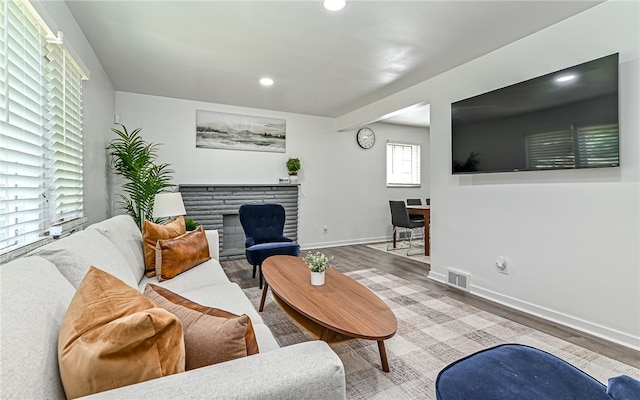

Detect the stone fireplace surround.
xmin=179 ymin=184 xmax=299 ymax=260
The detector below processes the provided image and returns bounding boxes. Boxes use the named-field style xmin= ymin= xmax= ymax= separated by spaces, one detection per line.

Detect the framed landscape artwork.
xmin=196 ymin=110 xmax=286 ymax=153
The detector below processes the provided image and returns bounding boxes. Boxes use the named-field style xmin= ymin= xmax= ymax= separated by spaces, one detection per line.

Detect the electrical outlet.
xmin=323 ymin=225 xmax=328 ymax=234
xmin=496 ymin=256 xmax=509 ymax=274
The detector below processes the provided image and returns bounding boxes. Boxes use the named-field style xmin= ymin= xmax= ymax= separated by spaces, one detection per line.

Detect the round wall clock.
xmin=356 ymin=127 xmax=375 ymax=149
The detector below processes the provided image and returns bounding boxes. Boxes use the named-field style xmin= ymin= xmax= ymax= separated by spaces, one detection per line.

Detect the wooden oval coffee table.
xmin=259 ymin=255 xmax=397 ymax=372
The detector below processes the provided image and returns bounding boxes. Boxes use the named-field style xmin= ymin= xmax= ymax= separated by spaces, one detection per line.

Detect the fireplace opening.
xmin=221 ymin=214 xmax=245 ymax=258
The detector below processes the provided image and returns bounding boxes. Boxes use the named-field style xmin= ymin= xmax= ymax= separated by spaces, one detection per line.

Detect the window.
xmin=526 ymin=124 xmax=619 ymax=170
xmin=1 ymin=0 xmax=88 ymax=257
xmin=386 ymin=142 xmax=421 ymax=187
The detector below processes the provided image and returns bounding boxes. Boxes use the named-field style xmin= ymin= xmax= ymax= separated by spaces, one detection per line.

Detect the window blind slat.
xmin=1 ymin=201 xmax=44 ymax=214
xmin=1 ymin=179 xmax=46 ymax=191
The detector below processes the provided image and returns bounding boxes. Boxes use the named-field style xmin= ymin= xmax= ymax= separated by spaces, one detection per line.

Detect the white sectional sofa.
xmin=0 ymin=215 xmax=346 ymax=399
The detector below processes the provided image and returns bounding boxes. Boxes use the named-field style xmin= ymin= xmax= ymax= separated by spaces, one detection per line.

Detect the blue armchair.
xmin=238 ymin=204 xmax=300 ymax=288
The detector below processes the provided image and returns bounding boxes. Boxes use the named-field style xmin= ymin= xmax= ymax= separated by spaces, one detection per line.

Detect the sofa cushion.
xmin=179 ymin=283 xmax=265 ymax=325
xmin=155 ymin=226 xmax=211 ymax=281
xmin=33 ymin=229 xmax=138 ymax=288
xmin=58 ymin=267 xmax=185 ymax=399
xmin=250 ymin=323 xmax=281 ymax=353
xmin=143 ymin=216 xmax=186 ymax=277
xmin=75 ymin=342 xmax=345 ymax=400
xmin=144 ymin=284 xmax=259 ymax=370
xmin=87 ymin=214 xmax=145 ymax=280
xmin=0 ymin=256 xmax=75 ymax=400
xmin=138 ymin=258 xmax=231 ymax=293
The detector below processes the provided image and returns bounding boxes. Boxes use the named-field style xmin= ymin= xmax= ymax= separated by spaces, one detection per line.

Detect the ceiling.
xmin=65 ymin=1 xmax=601 ymax=127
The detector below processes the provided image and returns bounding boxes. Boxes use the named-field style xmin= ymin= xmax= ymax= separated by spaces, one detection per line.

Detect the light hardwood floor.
xmin=221 ymin=243 xmax=640 ymax=368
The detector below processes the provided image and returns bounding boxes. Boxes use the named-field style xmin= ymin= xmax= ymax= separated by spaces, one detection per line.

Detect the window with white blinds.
xmin=1 ymin=0 xmax=87 ymax=255
xmin=526 ymin=124 xmax=619 ymax=170
xmin=386 ymin=142 xmax=421 ymax=187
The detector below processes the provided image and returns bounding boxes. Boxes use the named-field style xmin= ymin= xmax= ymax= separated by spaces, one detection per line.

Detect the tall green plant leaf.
xmin=107 ymin=125 xmax=175 ymax=230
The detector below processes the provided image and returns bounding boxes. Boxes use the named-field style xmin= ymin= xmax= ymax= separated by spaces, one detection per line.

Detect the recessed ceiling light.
xmin=556 ymin=74 xmax=576 ymax=83
xmin=260 ymin=77 xmax=274 ymax=86
xmin=323 ymin=0 xmax=346 ymax=11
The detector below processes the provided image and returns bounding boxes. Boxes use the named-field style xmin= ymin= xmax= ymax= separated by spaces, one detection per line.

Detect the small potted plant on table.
xmin=303 ymin=251 xmax=332 ymax=286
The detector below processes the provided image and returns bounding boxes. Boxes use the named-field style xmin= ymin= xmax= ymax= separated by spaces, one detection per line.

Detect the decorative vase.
xmin=288 ymin=174 xmax=298 ymax=184
xmin=310 ymin=271 xmax=325 ymax=286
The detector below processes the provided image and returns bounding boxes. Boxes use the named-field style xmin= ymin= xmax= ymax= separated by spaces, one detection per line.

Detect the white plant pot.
xmin=310 ymin=271 xmax=325 ymax=286
xmin=289 ymin=175 xmax=298 ymax=184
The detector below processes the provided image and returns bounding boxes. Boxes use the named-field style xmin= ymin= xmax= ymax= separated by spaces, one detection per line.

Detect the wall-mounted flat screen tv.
xmin=451 ymin=53 xmax=619 ymax=174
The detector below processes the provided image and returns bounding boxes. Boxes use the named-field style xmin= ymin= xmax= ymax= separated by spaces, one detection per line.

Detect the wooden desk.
xmin=393 ymin=205 xmax=430 ymax=256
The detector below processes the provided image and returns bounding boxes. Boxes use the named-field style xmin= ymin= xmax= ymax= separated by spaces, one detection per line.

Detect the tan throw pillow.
xmin=58 ymin=267 xmax=185 ymax=399
xmin=144 ymin=284 xmax=259 ymax=370
xmin=143 ymin=216 xmax=186 ymax=277
xmin=155 ymin=225 xmax=211 ymax=281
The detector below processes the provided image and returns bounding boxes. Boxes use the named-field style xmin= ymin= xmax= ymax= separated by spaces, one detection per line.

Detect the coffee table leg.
xmin=259 ymin=282 xmax=269 ymax=312
xmin=378 ymin=340 xmax=390 ymax=372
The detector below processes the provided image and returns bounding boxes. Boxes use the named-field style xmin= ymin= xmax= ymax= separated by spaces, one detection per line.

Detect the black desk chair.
xmin=387 ymin=200 xmax=424 ymax=256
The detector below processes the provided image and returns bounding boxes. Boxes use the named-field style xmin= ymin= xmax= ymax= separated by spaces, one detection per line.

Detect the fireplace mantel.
xmin=180 ymin=183 xmax=299 ymax=188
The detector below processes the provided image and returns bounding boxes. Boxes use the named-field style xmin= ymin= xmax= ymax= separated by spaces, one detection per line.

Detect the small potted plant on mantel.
xmin=303 ymin=251 xmax=332 ymax=286
xmin=286 ymin=157 xmax=301 ymax=183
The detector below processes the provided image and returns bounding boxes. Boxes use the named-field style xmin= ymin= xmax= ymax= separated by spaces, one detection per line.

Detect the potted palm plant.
xmin=286 ymin=157 xmax=301 ymax=183
xmin=303 ymin=251 xmax=332 ymax=286
xmin=107 ymin=124 xmax=175 ymax=230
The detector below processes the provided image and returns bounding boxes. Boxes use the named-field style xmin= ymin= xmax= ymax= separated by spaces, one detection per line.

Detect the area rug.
xmin=367 ymin=242 xmax=430 ymax=264
xmin=243 ymin=268 xmax=637 ymax=400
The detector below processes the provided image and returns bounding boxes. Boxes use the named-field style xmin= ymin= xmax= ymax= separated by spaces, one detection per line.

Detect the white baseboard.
xmin=428 ymin=271 xmax=640 ymax=351
xmin=301 ymin=236 xmax=388 ymax=251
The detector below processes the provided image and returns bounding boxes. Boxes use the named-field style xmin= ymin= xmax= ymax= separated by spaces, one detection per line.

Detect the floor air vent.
xmin=447 ymin=269 xmax=470 ymax=291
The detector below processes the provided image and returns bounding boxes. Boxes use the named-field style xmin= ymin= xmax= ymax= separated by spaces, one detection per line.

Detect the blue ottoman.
xmin=436 ymin=344 xmax=617 ymax=400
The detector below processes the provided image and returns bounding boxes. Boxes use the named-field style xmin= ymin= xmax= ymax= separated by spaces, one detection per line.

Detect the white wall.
xmin=338 ymin=1 xmax=640 ymax=350
xmin=114 ymin=92 xmax=430 ymax=248
xmin=36 ymin=1 xmax=116 ymax=225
